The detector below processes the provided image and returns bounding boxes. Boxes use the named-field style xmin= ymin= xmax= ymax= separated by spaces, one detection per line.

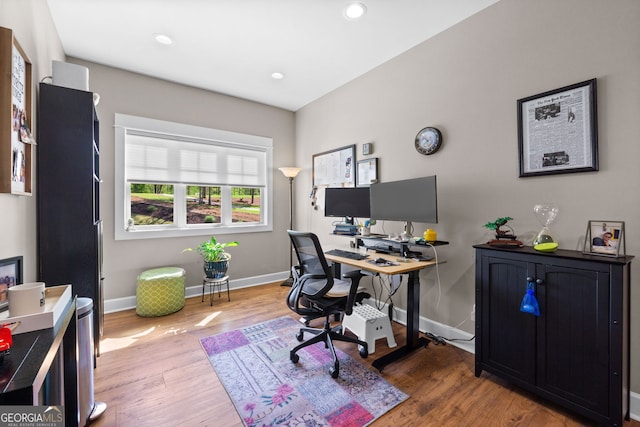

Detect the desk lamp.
xmin=279 ymin=167 xmax=302 ymax=286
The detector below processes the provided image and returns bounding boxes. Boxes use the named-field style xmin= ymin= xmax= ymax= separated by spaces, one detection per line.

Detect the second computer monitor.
xmin=369 ymin=175 xmax=438 ymax=224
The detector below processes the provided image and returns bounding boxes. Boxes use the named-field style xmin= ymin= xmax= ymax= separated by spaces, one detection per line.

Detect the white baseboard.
xmin=631 ymin=391 xmax=640 ymax=421
xmin=103 ymin=271 xmax=288 ymax=313
xmin=363 ymin=299 xmax=475 ymax=354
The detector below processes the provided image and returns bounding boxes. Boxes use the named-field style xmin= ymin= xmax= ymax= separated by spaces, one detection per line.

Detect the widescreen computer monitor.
xmin=324 ymin=187 xmax=370 ymax=224
xmin=369 ymin=175 xmax=438 ymax=239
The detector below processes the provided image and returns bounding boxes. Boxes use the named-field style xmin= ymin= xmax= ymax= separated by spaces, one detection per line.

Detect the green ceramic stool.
xmin=136 ymin=267 xmax=185 ymax=317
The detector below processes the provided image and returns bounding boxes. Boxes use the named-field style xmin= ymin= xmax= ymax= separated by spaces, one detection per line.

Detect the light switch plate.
xmin=363 ymin=142 xmax=373 ymax=155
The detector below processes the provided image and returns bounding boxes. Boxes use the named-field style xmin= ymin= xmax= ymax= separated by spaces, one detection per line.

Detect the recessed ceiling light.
xmin=271 ymin=72 xmax=285 ymax=80
xmin=154 ymin=34 xmax=173 ymax=45
xmin=344 ymin=2 xmax=367 ymax=20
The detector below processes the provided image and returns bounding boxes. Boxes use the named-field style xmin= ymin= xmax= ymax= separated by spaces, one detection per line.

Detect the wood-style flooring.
xmin=92 ymin=282 xmax=639 ymax=427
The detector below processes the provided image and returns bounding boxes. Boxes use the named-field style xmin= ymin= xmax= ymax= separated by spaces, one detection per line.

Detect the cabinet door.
xmin=536 ymin=262 xmax=610 ymax=416
xmin=479 ymin=254 xmax=536 ymax=384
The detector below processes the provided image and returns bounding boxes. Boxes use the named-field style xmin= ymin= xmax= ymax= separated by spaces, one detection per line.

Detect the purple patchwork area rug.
xmin=200 ymin=316 xmax=408 ymax=427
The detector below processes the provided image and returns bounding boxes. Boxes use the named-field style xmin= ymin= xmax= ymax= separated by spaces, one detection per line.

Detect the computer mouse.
xmin=374 ymin=257 xmax=386 ymax=264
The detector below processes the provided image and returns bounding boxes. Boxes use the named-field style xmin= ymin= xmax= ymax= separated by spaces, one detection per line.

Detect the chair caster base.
xmin=330 ymin=364 xmax=339 ymax=378
xmin=358 ymin=345 xmax=368 ymax=358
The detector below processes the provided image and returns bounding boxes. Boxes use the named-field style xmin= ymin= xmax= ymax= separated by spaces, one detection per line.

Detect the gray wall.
xmin=70 ymin=60 xmax=296 ymax=300
xmin=295 ymin=0 xmax=640 ymax=392
xmin=0 ymin=0 xmax=65 ymax=282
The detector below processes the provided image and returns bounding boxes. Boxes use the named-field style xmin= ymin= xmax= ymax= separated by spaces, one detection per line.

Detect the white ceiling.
xmin=46 ymin=0 xmax=499 ymax=111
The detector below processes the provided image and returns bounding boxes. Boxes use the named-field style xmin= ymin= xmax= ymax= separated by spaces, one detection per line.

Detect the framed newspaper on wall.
xmin=518 ymin=79 xmax=598 ymax=178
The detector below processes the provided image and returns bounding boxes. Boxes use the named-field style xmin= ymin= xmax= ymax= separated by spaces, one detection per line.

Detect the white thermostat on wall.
xmin=362 ymin=142 xmax=373 ymax=155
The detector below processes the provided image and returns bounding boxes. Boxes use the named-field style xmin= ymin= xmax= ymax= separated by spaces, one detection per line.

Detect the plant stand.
xmin=202 ymin=276 xmax=230 ymax=306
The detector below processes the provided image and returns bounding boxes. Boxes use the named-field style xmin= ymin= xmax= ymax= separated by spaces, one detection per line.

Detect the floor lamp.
xmin=279 ymin=166 xmax=302 ymax=286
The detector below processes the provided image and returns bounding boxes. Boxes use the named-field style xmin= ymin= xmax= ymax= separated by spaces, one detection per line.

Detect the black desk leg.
xmin=372 ymin=270 xmax=430 ymax=372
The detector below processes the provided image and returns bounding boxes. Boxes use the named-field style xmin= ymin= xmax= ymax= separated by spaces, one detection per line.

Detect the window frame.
xmin=115 ymin=114 xmax=273 ymax=240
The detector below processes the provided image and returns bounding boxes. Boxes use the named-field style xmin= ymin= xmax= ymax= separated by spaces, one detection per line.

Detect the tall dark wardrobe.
xmin=37 ymin=83 xmax=103 ymax=356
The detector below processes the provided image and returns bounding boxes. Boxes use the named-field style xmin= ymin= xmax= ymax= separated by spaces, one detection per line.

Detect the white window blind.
xmin=126 ymin=132 xmax=267 ymax=187
xmin=114 ymin=113 xmax=274 ymax=240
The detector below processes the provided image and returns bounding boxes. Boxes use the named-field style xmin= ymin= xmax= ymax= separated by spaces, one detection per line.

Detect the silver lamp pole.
xmin=279 ymin=167 xmax=302 ymax=286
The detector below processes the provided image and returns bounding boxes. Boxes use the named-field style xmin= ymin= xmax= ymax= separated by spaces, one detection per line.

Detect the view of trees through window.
xmin=130 ymin=184 xmax=175 ymax=225
xmin=228 ymin=186 xmax=261 ymax=223
xmin=130 ymin=183 xmax=261 ymax=226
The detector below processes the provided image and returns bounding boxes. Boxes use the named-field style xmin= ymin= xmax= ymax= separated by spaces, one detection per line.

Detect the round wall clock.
xmin=415 ymin=127 xmax=442 ymax=155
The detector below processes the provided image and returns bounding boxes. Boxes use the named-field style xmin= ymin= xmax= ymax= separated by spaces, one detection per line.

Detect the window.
xmin=115 ymin=114 xmax=273 ymax=240
xmin=130 ymin=183 xmax=175 ymax=225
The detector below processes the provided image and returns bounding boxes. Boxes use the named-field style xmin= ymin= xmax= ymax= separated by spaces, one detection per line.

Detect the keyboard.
xmin=325 ymin=249 xmax=370 ymax=260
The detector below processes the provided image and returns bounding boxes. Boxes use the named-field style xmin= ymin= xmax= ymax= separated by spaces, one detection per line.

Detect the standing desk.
xmin=324 ymin=251 xmax=438 ymax=372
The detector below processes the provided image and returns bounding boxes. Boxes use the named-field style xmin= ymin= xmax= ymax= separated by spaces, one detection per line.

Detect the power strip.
xmin=425 ymin=332 xmax=447 ymax=345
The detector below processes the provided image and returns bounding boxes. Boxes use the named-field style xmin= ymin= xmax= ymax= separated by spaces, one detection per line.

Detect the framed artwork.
xmin=0 ymin=26 xmax=34 ymax=195
xmin=518 ymin=79 xmax=598 ymax=178
xmin=583 ymin=221 xmax=625 ymax=257
xmin=356 ymin=157 xmax=378 ymax=187
xmin=312 ymin=145 xmax=355 ymax=187
xmin=0 ymin=255 xmax=23 ymax=312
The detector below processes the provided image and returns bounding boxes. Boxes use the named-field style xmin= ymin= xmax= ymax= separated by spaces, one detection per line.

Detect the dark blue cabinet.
xmin=474 ymin=245 xmax=632 ymax=427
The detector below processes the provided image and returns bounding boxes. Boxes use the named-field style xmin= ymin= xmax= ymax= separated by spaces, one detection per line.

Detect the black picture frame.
xmin=583 ymin=220 xmax=625 ymax=258
xmin=312 ymin=144 xmax=356 ymax=187
xmin=518 ymin=79 xmax=598 ymax=177
xmin=0 ymin=255 xmax=23 ymax=312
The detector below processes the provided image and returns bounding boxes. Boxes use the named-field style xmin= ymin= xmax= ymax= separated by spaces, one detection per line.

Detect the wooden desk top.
xmin=324 ymin=250 xmax=438 ymax=275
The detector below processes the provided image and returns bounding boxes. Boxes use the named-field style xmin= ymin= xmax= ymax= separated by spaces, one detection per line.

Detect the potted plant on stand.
xmin=184 ymin=236 xmax=239 ymax=278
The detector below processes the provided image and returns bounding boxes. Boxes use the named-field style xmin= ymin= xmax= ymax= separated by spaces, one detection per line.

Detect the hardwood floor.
xmin=92 ymin=282 xmax=639 ymax=427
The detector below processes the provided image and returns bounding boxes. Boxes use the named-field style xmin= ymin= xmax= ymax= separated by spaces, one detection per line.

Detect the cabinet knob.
xmin=536 ymin=279 xmax=544 ymax=285
xmin=526 ymin=276 xmax=533 ymax=282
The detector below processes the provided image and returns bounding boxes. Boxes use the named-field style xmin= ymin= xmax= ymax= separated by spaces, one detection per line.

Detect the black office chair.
xmin=286 ymin=230 xmax=368 ymax=378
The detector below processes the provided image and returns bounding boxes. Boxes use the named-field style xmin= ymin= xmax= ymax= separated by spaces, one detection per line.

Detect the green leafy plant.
xmin=483 ymin=217 xmax=514 ymax=236
xmin=183 ymin=236 xmax=239 ymax=262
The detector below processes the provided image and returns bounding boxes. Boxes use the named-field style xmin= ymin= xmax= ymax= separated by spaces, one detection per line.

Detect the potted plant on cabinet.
xmin=483 ymin=216 xmax=523 ymax=248
xmin=184 ymin=236 xmax=239 ymax=278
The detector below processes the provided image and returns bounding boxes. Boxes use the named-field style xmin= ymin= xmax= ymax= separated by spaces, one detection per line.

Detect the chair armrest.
xmin=342 ymin=270 xmax=361 ymax=280
xmin=342 ymin=270 xmax=363 ymax=316
xmin=291 ymin=265 xmax=301 ymax=280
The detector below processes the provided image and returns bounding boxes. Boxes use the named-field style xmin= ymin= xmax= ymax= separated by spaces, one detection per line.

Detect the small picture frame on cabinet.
xmin=583 ymin=220 xmax=625 ymax=257
xmin=0 ymin=255 xmax=23 ymax=312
